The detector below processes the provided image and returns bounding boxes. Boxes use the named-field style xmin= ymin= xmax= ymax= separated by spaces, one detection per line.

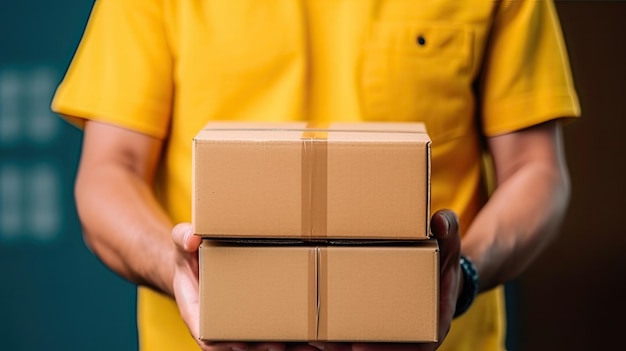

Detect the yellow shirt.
xmin=52 ymin=1 xmax=580 ymax=350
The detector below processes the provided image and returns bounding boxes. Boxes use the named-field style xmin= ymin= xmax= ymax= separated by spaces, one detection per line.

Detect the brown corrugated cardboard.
xmin=193 ymin=121 xmax=431 ymax=240
xmin=199 ymin=240 xmax=439 ymax=342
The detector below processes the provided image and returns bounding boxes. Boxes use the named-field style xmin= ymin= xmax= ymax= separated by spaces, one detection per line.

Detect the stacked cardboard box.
xmin=193 ymin=121 xmax=437 ymax=342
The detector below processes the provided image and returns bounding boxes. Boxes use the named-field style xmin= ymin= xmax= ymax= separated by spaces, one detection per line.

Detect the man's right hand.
xmin=171 ymin=223 xmax=319 ymax=351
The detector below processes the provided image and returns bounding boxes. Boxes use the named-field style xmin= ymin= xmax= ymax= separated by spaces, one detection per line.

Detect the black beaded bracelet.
xmin=454 ymin=255 xmax=479 ymax=318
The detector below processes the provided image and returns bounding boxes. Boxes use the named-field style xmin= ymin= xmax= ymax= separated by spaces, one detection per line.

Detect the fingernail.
xmin=443 ymin=214 xmax=450 ymax=233
xmin=183 ymin=228 xmax=193 ymax=250
xmin=308 ymin=343 xmax=325 ymax=350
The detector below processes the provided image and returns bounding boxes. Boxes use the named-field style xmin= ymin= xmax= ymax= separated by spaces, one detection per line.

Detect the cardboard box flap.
xmin=197 ymin=121 xmax=428 ymax=135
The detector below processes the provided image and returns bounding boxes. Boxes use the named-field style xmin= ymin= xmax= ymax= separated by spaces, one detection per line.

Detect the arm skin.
xmin=75 ymin=121 xmax=175 ymax=294
xmin=315 ymin=120 xmax=571 ymax=351
xmin=464 ymin=119 xmax=571 ymax=293
xmin=76 ymin=120 xmax=300 ymax=351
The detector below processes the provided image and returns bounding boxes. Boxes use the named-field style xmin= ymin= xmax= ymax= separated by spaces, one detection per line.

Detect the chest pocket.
xmin=360 ymin=21 xmax=475 ymax=142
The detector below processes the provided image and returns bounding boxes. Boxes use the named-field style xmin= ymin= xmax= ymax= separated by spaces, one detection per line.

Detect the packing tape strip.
xmin=301 ymin=122 xmax=329 ymax=238
xmin=307 ymin=246 xmax=328 ymax=341
xmin=318 ymin=247 xmax=328 ymax=341
xmin=308 ymin=247 xmax=319 ymax=341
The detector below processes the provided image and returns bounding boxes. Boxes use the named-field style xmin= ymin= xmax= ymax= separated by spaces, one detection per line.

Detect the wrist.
xmin=454 ymin=255 xmax=479 ymax=318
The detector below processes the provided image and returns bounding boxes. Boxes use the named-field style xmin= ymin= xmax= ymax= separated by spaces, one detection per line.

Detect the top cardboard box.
xmin=193 ymin=122 xmax=431 ymax=240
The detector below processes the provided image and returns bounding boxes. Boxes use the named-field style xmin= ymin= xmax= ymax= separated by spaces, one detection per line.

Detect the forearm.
xmin=76 ymin=165 xmax=176 ymax=295
xmin=463 ymin=122 xmax=571 ymax=292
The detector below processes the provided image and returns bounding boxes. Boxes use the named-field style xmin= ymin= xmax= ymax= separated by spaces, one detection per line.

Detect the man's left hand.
xmin=309 ymin=209 xmax=463 ymax=351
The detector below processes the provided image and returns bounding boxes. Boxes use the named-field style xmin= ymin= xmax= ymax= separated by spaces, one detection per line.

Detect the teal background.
xmin=0 ymin=1 xmax=138 ymax=350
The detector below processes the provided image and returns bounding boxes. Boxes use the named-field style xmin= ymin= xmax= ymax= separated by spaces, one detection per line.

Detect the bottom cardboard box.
xmin=199 ymin=240 xmax=439 ymax=342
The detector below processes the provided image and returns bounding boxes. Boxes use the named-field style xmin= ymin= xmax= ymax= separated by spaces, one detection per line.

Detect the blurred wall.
xmin=518 ymin=1 xmax=626 ymax=350
xmin=0 ymin=1 xmax=137 ymax=350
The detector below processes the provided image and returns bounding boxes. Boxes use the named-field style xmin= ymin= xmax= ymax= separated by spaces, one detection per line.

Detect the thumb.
xmin=430 ymin=209 xmax=461 ymax=255
xmin=172 ymin=223 xmax=201 ymax=252
xmin=430 ymin=209 xmax=459 ymax=240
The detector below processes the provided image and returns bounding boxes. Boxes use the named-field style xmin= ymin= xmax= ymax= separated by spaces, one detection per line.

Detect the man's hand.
xmin=172 ymin=223 xmax=320 ymax=351
xmin=309 ymin=209 xmax=463 ymax=351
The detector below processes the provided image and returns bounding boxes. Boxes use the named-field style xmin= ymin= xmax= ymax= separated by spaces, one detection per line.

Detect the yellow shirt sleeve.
xmin=51 ymin=0 xmax=173 ymax=139
xmin=479 ymin=0 xmax=581 ymax=137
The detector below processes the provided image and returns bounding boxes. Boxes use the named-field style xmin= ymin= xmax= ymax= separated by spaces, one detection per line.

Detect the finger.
xmin=297 ymin=343 xmax=335 ymax=351
xmin=201 ymin=342 xmax=250 ymax=351
xmin=430 ymin=210 xmax=461 ymax=272
xmin=172 ymin=226 xmax=202 ymax=343
xmin=307 ymin=342 xmax=326 ymax=350
xmin=352 ymin=343 xmax=434 ymax=351
xmin=172 ymin=263 xmax=201 ymax=341
xmin=430 ymin=209 xmax=459 ymax=240
xmin=248 ymin=342 xmax=286 ymax=351
xmin=172 ymin=222 xmax=202 ymax=252
xmin=307 ymin=343 xmax=351 ymax=351
xmin=431 ymin=210 xmax=461 ymax=264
